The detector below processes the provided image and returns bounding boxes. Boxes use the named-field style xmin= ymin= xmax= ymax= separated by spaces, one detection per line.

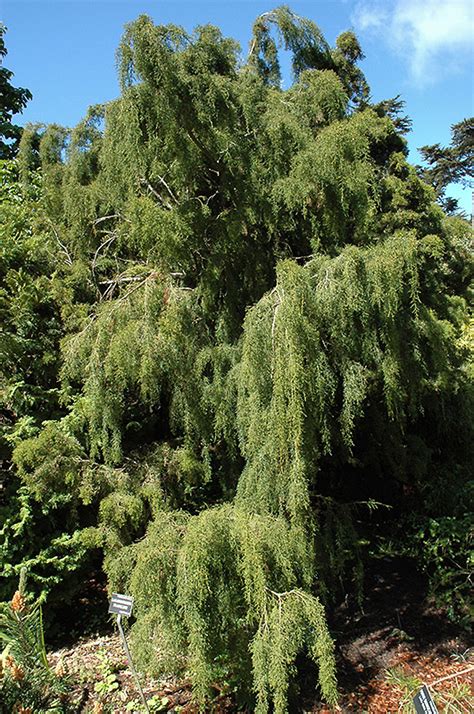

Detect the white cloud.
xmin=352 ymin=0 xmax=474 ymax=84
xmin=352 ymin=4 xmax=387 ymax=32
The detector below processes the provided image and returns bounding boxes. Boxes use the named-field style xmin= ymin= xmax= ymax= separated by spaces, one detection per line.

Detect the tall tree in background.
xmin=0 ymin=24 xmax=32 ymax=159
xmin=1 ymin=7 xmax=473 ymax=712
xmin=419 ymin=117 xmax=474 ymax=214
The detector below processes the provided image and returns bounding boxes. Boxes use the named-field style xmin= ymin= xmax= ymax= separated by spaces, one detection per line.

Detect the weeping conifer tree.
xmin=9 ymin=6 xmax=473 ymax=712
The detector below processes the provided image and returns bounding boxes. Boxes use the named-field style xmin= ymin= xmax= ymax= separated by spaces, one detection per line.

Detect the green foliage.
xmin=1 ymin=5 xmax=473 ymax=711
xmin=109 ymin=506 xmax=336 ymax=712
xmin=0 ymin=159 xmax=89 ymax=609
xmin=93 ymin=649 xmax=120 ymax=699
xmin=251 ymin=589 xmax=337 ymax=713
xmin=248 ymin=7 xmax=368 ymax=105
xmin=0 ymin=481 xmax=86 ymax=600
xmin=411 ymin=513 xmax=473 ymax=627
xmin=60 ymin=275 xmax=201 ymax=464
xmin=0 ymin=25 xmax=32 ymax=159
xmin=126 ymin=695 xmax=171 ymax=712
xmin=419 ymin=116 xmax=473 ymax=213
xmin=0 ymin=161 xmax=60 ymax=444
xmin=399 ymin=468 xmax=474 ymax=630
xmin=0 ymin=571 xmax=72 ymax=712
xmin=237 ymin=233 xmax=425 ymax=523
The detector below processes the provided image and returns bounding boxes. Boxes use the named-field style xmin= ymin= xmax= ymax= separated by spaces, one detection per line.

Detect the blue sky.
xmin=3 ymin=0 xmax=473 ymax=211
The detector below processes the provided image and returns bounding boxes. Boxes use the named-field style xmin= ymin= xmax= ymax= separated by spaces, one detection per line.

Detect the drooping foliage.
xmin=1 ymin=6 xmax=473 ymax=712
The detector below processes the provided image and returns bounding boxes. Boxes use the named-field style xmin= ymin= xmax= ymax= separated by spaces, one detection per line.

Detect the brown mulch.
xmin=328 ymin=645 xmax=473 ymax=713
xmin=310 ymin=557 xmax=473 ymax=712
xmin=49 ymin=633 xmax=233 ymax=713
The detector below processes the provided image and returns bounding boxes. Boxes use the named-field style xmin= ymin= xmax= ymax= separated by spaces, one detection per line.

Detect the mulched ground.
xmin=311 ymin=558 xmax=473 ymax=713
xmin=49 ymin=633 xmax=236 ymax=713
xmin=49 ymin=558 xmax=473 ymax=712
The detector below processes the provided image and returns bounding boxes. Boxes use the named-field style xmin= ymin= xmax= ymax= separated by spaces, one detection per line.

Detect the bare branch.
xmin=430 ymin=665 xmax=474 ymax=686
xmin=140 ymin=178 xmax=173 ymax=210
xmin=48 ymin=220 xmax=73 ymax=266
xmin=99 ymin=274 xmax=146 ymax=287
xmin=156 ymin=173 xmax=178 ymax=204
xmin=92 ymin=234 xmax=117 ymax=272
xmin=93 ymin=214 xmax=122 ymax=226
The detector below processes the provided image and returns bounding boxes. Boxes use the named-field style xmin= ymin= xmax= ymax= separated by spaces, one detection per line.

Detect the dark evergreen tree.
xmin=419 ymin=116 xmax=474 ymax=214
xmin=0 ymin=24 xmax=32 ymax=159
xmin=0 ymin=155 xmax=89 ymax=616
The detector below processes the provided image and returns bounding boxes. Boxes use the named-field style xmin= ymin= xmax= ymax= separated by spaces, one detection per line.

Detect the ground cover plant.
xmin=0 ymin=6 xmax=472 ymax=713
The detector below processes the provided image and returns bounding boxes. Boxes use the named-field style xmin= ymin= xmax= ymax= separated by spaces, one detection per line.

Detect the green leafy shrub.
xmin=409 ymin=511 xmax=473 ymax=627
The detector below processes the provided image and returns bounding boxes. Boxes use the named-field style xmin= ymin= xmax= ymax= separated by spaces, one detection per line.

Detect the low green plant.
xmin=387 ymin=627 xmax=414 ymax=643
xmin=385 ymin=666 xmax=423 ymax=710
xmin=403 ymin=509 xmax=474 ymax=629
xmin=93 ymin=649 xmax=120 ymax=699
xmin=125 ymin=694 xmax=170 ymax=712
xmin=450 ymin=647 xmax=473 ymax=663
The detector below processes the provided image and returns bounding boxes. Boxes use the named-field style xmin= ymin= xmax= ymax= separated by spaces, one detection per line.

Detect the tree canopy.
xmin=0 ymin=24 xmax=32 ymax=159
xmin=419 ymin=116 xmax=474 ymax=214
xmin=1 ymin=7 xmax=472 ymax=712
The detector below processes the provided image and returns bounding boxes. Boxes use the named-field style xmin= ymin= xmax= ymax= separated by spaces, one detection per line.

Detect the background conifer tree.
xmin=0 ymin=25 xmax=32 ymax=159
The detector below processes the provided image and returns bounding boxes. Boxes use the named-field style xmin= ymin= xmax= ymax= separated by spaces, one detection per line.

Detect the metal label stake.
xmin=109 ymin=593 xmax=149 ymax=713
xmin=413 ymin=685 xmax=439 ymax=714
